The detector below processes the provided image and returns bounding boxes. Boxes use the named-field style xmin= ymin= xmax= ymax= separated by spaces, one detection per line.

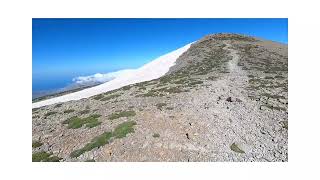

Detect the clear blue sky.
xmin=32 ymin=18 xmax=288 ymax=91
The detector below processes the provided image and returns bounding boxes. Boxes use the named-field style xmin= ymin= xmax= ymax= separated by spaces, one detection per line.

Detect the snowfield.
xmin=32 ymin=43 xmax=192 ymax=108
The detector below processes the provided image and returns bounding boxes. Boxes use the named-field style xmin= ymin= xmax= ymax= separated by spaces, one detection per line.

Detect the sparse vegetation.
xmin=54 ymin=103 xmax=62 ymax=108
xmin=137 ymin=90 xmax=161 ymax=97
xmin=70 ymin=121 xmax=137 ymax=158
xmin=121 ymin=85 xmax=132 ymax=91
xmin=32 ymin=115 xmax=40 ymax=119
xmin=32 ymin=108 xmax=40 ymax=114
xmin=260 ymin=104 xmax=286 ymax=111
xmin=207 ymin=76 xmax=218 ymax=81
xmin=44 ymin=111 xmax=57 ymax=118
xmin=275 ymin=75 xmax=284 ymax=79
xmin=63 ymin=114 xmax=102 ymax=129
xmin=79 ymin=109 xmax=90 ymax=115
xmin=280 ymin=121 xmax=288 ymax=129
xmin=70 ymin=132 xmax=113 ymax=158
xmin=63 ymin=109 xmax=75 ymax=113
xmin=100 ymin=94 xmax=121 ymax=101
xmin=138 ymin=86 xmax=147 ymax=90
xmin=260 ymin=93 xmax=285 ymax=99
xmin=156 ymin=103 xmax=167 ymax=110
xmin=174 ymin=78 xmax=188 ymax=84
xmin=230 ymin=143 xmax=245 ymax=153
xmin=32 ymin=151 xmax=62 ymax=162
xmin=93 ymin=94 xmax=104 ymax=100
xmin=264 ymin=76 xmax=274 ymax=79
xmin=108 ymin=110 xmax=136 ymax=120
xmin=113 ymin=121 xmax=137 ymax=138
xmin=188 ymin=80 xmax=203 ymax=86
xmin=162 ymin=87 xmax=184 ymax=94
xmin=32 ymin=141 xmax=43 ymax=148
xmin=212 ymin=33 xmax=257 ymax=42
xmin=85 ymin=159 xmax=95 ymax=162
xmin=153 ymin=133 xmax=160 ymax=138
xmin=238 ymin=43 xmax=287 ymax=112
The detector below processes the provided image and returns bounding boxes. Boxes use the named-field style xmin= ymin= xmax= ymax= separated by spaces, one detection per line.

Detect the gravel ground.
xmin=32 ymin=33 xmax=288 ymax=162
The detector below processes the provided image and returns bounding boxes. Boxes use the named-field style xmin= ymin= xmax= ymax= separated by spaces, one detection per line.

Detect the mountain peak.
xmin=32 ymin=34 xmax=288 ymax=162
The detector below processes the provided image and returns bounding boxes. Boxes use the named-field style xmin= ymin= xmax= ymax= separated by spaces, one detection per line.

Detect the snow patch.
xmin=32 ymin=43 xmax=192 ymax=108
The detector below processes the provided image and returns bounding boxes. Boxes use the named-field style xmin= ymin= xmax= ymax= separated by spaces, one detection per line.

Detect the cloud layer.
xmin=72 ymin=69 xmax=135 ymax=85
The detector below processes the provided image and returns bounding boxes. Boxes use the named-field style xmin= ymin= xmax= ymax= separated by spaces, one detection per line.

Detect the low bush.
xmin=63 ymin=109 xmax=75 ymax=113
xmin=63 ymin=114 xmax=102 ymax=129
xmin=32 ymin=141 xmax=43 ymax=148
xmin=70 ymin=121 xmax=137 ymax=158
xmin=32 ymin=151 xmax=62 ymax=162
xmin=70 ymin=132 xmax=113 ymax=158
xmin=108 ymin=111 xmax=136 ymax=120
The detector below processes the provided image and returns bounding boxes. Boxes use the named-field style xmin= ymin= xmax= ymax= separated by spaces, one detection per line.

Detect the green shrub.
xmin=32 ymin=115 xmax=40 ymax=119
xmin=207 ymin=76 xmax=218 ymax=81
xmin=32 ymin=141 xmax=43 ymax=148
xmin=188 ymin=80 xmax=203 ymax=86
xmin=79 ymin=109 xmax=90 ymax=115
xmin=113 ymin=121 xmax=137 ymax=138
xmin=54 ymin=103 xmax=62 ymax=108
xmin=63 ymin=114 xmax=102 ymax=129
xmin=155 ymin=103 xmax=167 ymax=110
xmin=280 ymin=121 xmax=288 ymax=129
xmin=63 ymin=109 xmax=75 ymax=113
xmin=174 ymin=78 xmax=188 ymax=84
xmin=122 ymin=85 xmax=132 ymax=91
xmin=153 ymin=133 xmax=160 ymax=138
xmin=275 ymin=75 xmax=284 ymax=79
xmin=32 ymin=151 xmax=62 ymax=162
xmin=70 ymin=132 xmax=113 ymax=158
xmin=159 ymin=76 xmax=173 ymax=83
xmin=108 ymin=111 xmax=136 ymax=120
xmin=260 ymin=104 xmax=286 ymax=111
xmin=85 ymin=159 xmax=95 ymax=162
xmin=100 ymin=94 xmax=121 ymax=101
xmin=139 ymin=91 xmax=160 ymax=97
xmin=264 ymin=76 xmax=274 ymax=79
xmin=93 ymin=94 xmax=104 ymax=100
xmin=70 ymin=121 xmax=137 ymax=158
xmin=32 ymin=108 xmax=40 ymax=114
xmin=44 ymin=111 xmax=57 ymax=117
xmin=260 ymin=93 xmax=285 ymax=99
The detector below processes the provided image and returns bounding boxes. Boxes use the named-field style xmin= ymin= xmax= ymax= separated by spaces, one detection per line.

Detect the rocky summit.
xmin=32 ymin=33 xmax=288 ymax=162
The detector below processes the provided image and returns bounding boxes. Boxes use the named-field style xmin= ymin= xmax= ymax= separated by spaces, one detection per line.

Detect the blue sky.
xmin=32 ymin=18 xmax=288 ymax=92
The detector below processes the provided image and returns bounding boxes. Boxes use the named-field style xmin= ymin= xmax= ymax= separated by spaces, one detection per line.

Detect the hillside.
xmin=32 ymin=33 xmax=288 ymax=162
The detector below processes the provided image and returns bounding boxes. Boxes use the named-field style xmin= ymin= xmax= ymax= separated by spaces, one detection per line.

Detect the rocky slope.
xmin=32 ymin=33 xmax=288 ymax=162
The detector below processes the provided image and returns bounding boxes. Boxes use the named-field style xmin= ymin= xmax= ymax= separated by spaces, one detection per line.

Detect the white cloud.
xmin=72 ymin=69 xmax=135 ymax=85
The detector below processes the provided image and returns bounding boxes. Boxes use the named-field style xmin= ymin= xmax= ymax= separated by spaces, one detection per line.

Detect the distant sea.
xmin=32 ymin=72 xmax=113 ymax=100
xmin=32 ymin=68 xmax=133 ymax=100
xmin=32 ymin=75 xmax=75 ymax=99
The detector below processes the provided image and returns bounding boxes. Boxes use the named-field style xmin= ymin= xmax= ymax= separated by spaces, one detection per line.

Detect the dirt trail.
xmin=171 ymin=41 xmax=288 ymax=161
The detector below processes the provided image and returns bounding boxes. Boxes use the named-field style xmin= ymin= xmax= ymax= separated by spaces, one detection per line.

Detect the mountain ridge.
xmin=32 ymin=33 xmax=288 ymax=162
